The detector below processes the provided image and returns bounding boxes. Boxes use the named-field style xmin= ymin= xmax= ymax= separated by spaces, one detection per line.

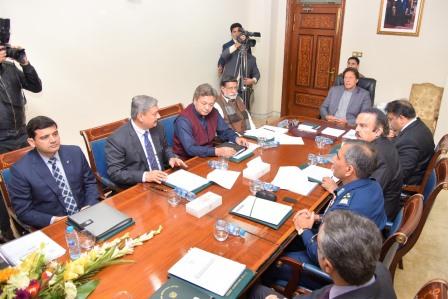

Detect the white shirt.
xmin=214 ymin=95 xmax=256 ymax=132
xmin=401 ymin=117 xmax=418 ymax=132
xmin=130 ymin=120 xmax=162 ymax=182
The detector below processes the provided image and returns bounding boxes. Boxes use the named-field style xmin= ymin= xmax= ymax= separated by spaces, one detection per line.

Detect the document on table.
xmin=271 ymin=166 xmax=318 ymax=196
xmin=298 ymin=124 xmax=318 ymax=133
xmin=168 ymin=247 xmax=246 ymax=296
xmin=164 ymin=169 xmax=210 ymax=192
xmin=301 ymin=165 xmax=339 ymax=183
xmin=232 ymin=195 xmax=292 ymax=226
xmin=321 ymin=127 xmax=346 ymax=138
xmin=274 ymin=134 xmax=304 ymax=145
xmin=0 ymin=231 xmax=66 ymax=266
xmin=232 ymin=142 xmax=259 ymax=160
xmin=342 ymin=129 xmax=357 ymax=140
xmin=259 ymin=125 xmax=289 ymax=134
xmin=207 ymin=169 xmax=240 ymax=189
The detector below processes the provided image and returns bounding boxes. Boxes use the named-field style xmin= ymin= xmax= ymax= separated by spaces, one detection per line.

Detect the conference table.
xmin=42 ymin=116 xmax=351 ymax=298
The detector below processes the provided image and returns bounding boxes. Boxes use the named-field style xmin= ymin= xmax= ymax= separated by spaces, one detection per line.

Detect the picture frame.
xmin=377 ymin=0 xmax=425 ymax=36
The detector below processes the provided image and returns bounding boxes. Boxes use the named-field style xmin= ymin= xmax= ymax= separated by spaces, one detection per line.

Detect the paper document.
xmin=233 ymin=142 xmax=259 ymax=160
xmin=271 ymin=166 xmax=317 ymax=196
xmin=301 ymin=165 xmax=339 ymax=183
xmin=165 ymin=169 xmax=210 ymax=192
xmin=259 ymin=125 xmax=288 ymax=134
xmin=0 ymin=231 xmax=65 ymax=266
xmin=298 ymin=124 xmax=318 ymax=133
xmin=275 ymin=134 xmax=304 ymax=145
xmin=321 ymin=127 xmax=346 ymax=138
xmin=244 ymin=128 xmax=275 ymax=140
xmin=169 ymin=247 xmax=246 ymax=296
xmin=207 ymin=169 xmax=240 ymax=189
xmin=342 ymin=129 xmax=357 ymax=140
xmin=232 ymin=196 xmax=292 ymax=226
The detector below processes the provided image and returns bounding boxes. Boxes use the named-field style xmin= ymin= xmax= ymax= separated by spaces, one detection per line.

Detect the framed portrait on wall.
xmin=377 ymin=0 xmax=425 ymax=36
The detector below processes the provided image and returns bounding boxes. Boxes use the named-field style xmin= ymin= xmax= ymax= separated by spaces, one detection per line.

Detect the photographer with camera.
xmin=217 ymin=23 xmax=252 ymax=75
xmin=0 ymin=18 xmax=42 ymax=242
xmin=220 ymin=26 xmax=260 ymax=111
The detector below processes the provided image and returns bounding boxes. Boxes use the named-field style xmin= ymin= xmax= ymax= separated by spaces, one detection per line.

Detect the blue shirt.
xmin=302 ymin=178 xmax=387 ymax=264
xmin=174 ymin=108 xmax=238 ymax=157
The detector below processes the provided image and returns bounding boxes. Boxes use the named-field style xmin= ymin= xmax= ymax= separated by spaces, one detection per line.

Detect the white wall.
xmin=0 ymin=0 xmax=250 ymax=147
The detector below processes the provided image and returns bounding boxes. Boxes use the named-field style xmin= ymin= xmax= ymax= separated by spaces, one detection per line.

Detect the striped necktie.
xmin=48 ymin=156 xmax=79 ymax=215
xmin=143 ymin=131 xmax=160 ymax=171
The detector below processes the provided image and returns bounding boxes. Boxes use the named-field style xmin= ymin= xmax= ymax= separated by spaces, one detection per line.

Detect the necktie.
xmin=143 ymin=131 xmax=160 ymax=171
xmin=48 ymin=156 xmax=78 ymax=215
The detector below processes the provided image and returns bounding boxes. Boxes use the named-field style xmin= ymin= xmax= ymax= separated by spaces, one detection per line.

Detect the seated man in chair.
xmin=9 ymin=116 xmax=100 ymax=229
xmin=173 ymin=83 xmax=248 ymax=160
xmin=250 ymin=210 xmax=397 ymax=299
xmin=105 ymin=95 xmax=186 ymax=188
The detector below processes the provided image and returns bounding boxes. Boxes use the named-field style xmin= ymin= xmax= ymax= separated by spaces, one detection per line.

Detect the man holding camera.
xmin=0 ymin=18 xmax=42 ymax=242
xmin=219 ymin=24 xmax=260 ymax=111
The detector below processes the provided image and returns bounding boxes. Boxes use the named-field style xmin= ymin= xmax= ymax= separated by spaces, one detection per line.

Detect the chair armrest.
xmin=402 ymin=184 xmax=419 ymax=193
xmin=96 ymin=173 xmax=123 ymax=193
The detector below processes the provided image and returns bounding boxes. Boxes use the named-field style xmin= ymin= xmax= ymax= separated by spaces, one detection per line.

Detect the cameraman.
xmin=220 ymin=29 xmax=260 ymax=111
xmin=0 ymin=18 xmax=42 ymax=241
xmin=217 ymin=23 xmax=252 ymax=75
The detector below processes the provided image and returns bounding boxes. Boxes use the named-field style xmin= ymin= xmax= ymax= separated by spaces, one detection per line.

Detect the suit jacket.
xmin=371 ymin=137 xmax=403 ymax=220
xmin=320 ymin=85 xmax=371 ymax=125
xmin=220 ymin=47 xmax=260 ymax=82
xmin=9 ymin=145 xmax=99 ymax=229
xmin=393 ymin=118 xmax=435 ymax=185
xmin=217 ymin=39 xmax=252 ymax=67
xmin=105 ymin=121 xmax=176 ymax=188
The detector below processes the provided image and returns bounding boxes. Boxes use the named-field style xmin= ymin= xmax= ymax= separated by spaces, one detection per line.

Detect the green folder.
xmin=150 ymin=269 xmax=254 ymax=299
xmin=162 ymin=180 xmax=213 ymax=194
xmin=229 ymin=151 xmax=254 ymax=163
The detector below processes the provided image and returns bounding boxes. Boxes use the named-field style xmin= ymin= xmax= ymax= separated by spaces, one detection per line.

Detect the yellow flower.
xmin=8 ymin=271 xmax=30 ymax=289
xmin=63 ymin=260 xmax=85 ymax=281
xmin=0 ymin=267 xmax=18 ymax=283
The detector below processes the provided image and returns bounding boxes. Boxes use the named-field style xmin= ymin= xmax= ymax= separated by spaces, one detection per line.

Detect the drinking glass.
xmin=168 ymin=193 xmax=182 ymax=207
xmin=78 ymin=230 xmax=95 ymax=252
xmin=308 ymin=153 xmax=318 ymax=166
xmin=214 ymin=219 xmax=229 ymax=242
xmin=249 ymin=179 xmax=263 ymax=195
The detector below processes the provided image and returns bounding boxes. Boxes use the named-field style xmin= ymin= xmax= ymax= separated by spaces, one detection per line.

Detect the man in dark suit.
xmin=217 ymin=22 xmax=252 ymax=74
xmin=320 ymin=68 xmax=371 ymax=126
xmin=385 ymin=99 xmax=435 ymax=185
xmin=355 ymin=108 xmax=403 ymax=220
xmin=8 ymin=116 xmax=99 ymax=229
xmin=105 ymin=95 xmax=186 ymax=188
xmin=250 ymin=210 xmax=397 ymax=299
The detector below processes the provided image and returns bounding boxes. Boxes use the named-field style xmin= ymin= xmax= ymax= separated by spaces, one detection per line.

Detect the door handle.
xmin=328 ymin=68 xmax=336 ymax=83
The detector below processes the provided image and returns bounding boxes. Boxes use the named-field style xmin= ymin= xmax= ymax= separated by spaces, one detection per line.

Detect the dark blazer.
xmin=220 ymin=47 xmax=260 ymax=82
xmin=250 ymin=263 xmax=396 ymax=299
xmin=320 ymin=85 xmax=371 ymax=125
xmin=393 ymin=118 xmax=435 ymax=185
xmin=371 ymin=137 xmax=403 ymax=220
xmin=105 ymin=121 xmax=176 ymax=188
xmin=9 ymin=145 xmax=99 ymax=228
xmin=217 ymin=39 xmax=252 ymax=67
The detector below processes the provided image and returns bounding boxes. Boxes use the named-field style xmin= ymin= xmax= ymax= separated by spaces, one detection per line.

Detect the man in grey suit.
xmin=320 ymin=68 xmax=371 ymax=126
xmin=105 ymin=95 xmax=186 ymax=188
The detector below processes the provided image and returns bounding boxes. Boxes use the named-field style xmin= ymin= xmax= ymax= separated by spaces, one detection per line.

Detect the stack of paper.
xmin=207 ymin=169 xmax=240 ymax=189
xmin=274 ymin=134 xmax=304 ymax=145
xmin=242 ymin=157 xmax=271 ymax=180
xmin=342 ymin=129 xmax=357 ymax=140
xmin=231 ymin=196 xmax=293 ymax=228
xmin=271 ymin=166 xmax=318 ymax=196
xmin=301 ymin=165 xmax=339 ymax=183
xmin=164 ymin=169 xmax=210 ymax=192
xmin=0 ymin=231 xmax=65 ymax=266
xmin=168 ymin=247 xmax=246 ymax=296
xmin=298 ymin=124 xmax=319 ymax=133
xmin=321 ymin=127 xmax=346 ymax=138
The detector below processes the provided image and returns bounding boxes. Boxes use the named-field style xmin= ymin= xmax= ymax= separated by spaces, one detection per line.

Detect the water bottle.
xmin=260 ymin=181 xmax=280 ymax=192
xmin=263 ymin=140 xmax=280 ymax=148
xmin=65 ymin=226 xmax=81 ymax=260
xmin=227 ymin=223 xmax=246 ymax=237
xmin=174 ymin=187 xmax=196 ymax=201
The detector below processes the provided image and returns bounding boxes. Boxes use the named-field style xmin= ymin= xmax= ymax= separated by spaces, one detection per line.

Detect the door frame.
xmin=280 ymin=0 xmax=346 ymax=116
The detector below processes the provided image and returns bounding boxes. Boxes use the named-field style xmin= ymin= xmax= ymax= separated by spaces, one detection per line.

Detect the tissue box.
xmin=186 ymin=192 xmax=222 ymax=218
xmin=242 ymin=162 xmax=271 ymax=180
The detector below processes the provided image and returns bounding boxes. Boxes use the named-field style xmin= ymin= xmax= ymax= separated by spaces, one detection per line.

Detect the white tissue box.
xmin=242 ymin=162 xmax=271 ymax=180
xmin=186 ymin=192 xmax=222 ymax=218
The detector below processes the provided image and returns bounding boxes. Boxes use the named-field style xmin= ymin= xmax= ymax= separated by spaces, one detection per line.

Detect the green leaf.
xmin=75 ymin=280 xmax=100 ymax=299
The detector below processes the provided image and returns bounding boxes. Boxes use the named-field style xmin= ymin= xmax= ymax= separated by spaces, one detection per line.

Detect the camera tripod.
xmin=233 ymin=44 xmax=253 ymax=111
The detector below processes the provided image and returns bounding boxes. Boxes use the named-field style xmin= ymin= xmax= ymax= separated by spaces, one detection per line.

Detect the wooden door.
xmin=281 ymin=0 xmax=345 ymax=118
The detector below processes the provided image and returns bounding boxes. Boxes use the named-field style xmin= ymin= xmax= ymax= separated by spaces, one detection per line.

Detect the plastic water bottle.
xmin=227 ymin=223 xmax=246 ymax=237
xmin=174 ymin=187 xmax=196 ymax=201
xmin=263 ymin=140 xmax=280 ymax=148
xmin=65 ymin=226 xmax=81 ymax=260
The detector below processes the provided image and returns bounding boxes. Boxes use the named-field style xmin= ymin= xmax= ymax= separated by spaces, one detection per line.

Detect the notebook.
xmin=163 ymin=169 xmax=212 ymax=194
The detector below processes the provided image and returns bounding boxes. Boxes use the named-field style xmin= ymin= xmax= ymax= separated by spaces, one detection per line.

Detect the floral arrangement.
xmin=0 ymin=225 xmax=162 ymax=299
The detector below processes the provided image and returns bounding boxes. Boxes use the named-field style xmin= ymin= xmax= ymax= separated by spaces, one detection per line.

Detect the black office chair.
xmin=333 ymin=75 xmax=377 ymax=105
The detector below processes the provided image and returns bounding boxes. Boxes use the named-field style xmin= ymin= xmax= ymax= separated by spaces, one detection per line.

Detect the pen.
xmin=249 ymin=197 xmax=257 ymax=217
xmin=263 ymin=127 xmax=275 ymax=132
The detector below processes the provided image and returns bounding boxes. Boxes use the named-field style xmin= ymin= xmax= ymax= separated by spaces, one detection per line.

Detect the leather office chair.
xmin=409 ymin=83 xmax=444 ymax=134
xmin=158 ymin=103 xmax=184 ymax=147
xmin=270 ymin=194 xmax=423 ymax=297
xmin=0 ymin=146 xmax=35 ymax=237
xmin=415 ymin=279 xmax=448 ymax=299
xmin=333 ymin=75 xmax=377 ymax=105
xmin=80 ymin=118 xmax=129 ymax=198
xmin=402 ymin=133 xmax=448 ymax=196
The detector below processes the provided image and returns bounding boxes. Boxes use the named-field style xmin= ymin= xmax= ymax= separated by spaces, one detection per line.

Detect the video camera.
xmin=236 ymin=29 xmax=261 ymax=48
xmin=0 ymin=18 xmax=26 ymax=62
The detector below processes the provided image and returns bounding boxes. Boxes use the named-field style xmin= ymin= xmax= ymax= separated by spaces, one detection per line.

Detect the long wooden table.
xmin=42 ymin=116 xmax=348 ymax=298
